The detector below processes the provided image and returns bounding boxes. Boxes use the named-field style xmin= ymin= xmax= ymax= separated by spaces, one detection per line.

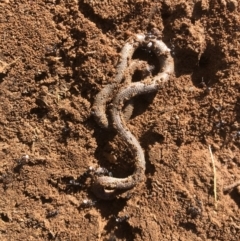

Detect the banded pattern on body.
xmin=91 ymin=30 xmax=174 ymax=199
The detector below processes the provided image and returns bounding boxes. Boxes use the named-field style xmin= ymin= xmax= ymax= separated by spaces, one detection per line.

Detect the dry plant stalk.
xmin=209 ymin=145 xmax=217 ymax=208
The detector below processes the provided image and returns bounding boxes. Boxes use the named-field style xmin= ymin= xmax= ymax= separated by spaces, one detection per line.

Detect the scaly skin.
xmin=92 ymin=32 xmax=174 ymax=199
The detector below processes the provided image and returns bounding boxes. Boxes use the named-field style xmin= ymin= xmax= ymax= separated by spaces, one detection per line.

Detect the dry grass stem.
xmin=209 ymin=145 xmax=217 ymax=208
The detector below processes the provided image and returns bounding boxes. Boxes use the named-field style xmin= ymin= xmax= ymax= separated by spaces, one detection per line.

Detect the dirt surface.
xmin=0 ymin=0 xmax=240 ymax=240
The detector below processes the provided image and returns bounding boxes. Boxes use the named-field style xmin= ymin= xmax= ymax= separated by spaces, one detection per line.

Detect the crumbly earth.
xmin=0 ymin=0 xmax=240 ymax=240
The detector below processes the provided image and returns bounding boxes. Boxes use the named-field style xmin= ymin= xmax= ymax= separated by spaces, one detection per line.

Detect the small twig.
xmin=223 ymin=180 xmax=240 ymax=193
xmin=0 ymin=58 xmax=20 ymax=74
xmin=209 ymin=145 xmax=217 ymax=207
